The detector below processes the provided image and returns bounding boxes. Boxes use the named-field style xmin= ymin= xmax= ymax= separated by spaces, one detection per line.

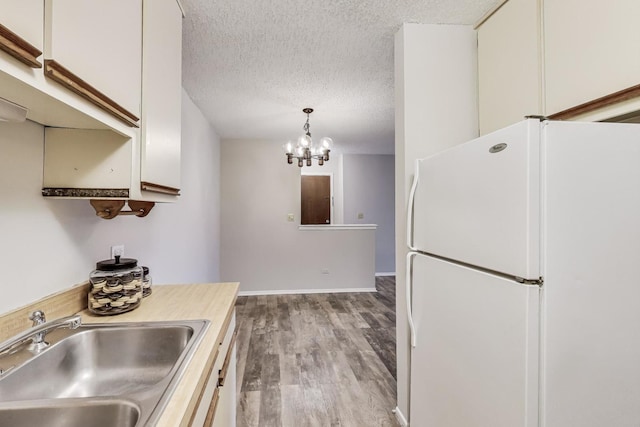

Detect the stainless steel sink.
xmin=0 ymin=323 xmax=197 ymax=399
xmin=0 ymin=398 xmax=140 ymax=427
xmin=0 ymin=319 xmax=209 ymax=426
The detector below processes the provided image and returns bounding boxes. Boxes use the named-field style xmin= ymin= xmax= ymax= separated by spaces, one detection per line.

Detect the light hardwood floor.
xmin=235 ymin=276 xmax=398 ymax=427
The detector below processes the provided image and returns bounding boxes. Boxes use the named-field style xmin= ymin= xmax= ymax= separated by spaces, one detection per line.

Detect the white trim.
xmin=175 ymin=0 xmax=186 ymax=17
xmin=0 ymin=97 xmax=27 ymax=122
xmin=375 ymin=272 xmax=396 ymax=277
xmin=473 ymin=0 xmax=509 ymax=29
xmin=393 ymin=406 xmax=409 ymax=427
xmin=299 ymin=224 xmax=377 ymax=231
xmin=238 ymin=287 xmax=377 ymax=296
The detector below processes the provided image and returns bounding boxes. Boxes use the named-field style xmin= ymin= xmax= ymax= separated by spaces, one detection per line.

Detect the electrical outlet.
xmin=357 ymin=213 xmax=364 ymax=219
xmin=110 ymin=245 xmax=125 ymax=259
xmin=287 ymin=213 xmax=295 ymax=222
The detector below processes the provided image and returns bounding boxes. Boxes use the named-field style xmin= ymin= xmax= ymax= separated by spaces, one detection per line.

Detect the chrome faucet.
xmin=29 ymin=310 xmax=47 ymax=350
xmin=0 ymin=310 xmax=82 ymax=357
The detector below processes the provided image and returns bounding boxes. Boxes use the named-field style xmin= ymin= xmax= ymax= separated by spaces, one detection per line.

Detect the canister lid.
xmin=96 ymin=255 xmax=138 ymax=271
xmin=142 ymin=266 xmax=149 ymax=275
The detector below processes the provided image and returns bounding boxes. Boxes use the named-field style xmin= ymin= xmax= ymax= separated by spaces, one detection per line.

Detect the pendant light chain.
xmin=303 ymin=111 xmax=311 ymax=137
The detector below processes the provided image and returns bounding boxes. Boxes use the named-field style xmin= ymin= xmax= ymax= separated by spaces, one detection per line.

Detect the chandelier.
xmin=283 ymin=108 xmax=333 ymax=167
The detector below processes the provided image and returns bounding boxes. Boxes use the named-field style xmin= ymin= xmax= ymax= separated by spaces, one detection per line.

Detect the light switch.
xmin=287 ymin=213 xmax=294 ymax=222
xmin=357 ymin=213 xmax=364 ymax=219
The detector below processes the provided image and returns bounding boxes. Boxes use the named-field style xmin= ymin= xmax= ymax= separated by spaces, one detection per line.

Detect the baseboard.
xmin=238 ymin=287 xmax=377 ymax=296
xmin=375 ymin=272 xmax=396 ymax=277
xmin=392 ymin=406 xmax=409 ymax=427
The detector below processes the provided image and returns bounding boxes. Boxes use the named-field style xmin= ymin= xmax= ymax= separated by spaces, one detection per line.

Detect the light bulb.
xmin=283 ymin=141 xmax=294 ymax=154
xmin=320 ymin=137 xmax=333 ymax=150
xmin=298 ymin=134 xmax=311 ymax=148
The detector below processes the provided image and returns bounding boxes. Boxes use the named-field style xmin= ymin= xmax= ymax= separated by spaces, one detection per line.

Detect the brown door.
xmin=301 ymin=175 xmax=331 ymax=225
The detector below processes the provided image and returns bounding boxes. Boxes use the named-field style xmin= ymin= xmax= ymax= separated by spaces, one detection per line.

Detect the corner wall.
xmin=220 ymin=139 xmax=376 ymax=293
xmin=394 ymin=24 xmax=479 ymax=423
xmin=343 ymin=154 xmax=395 ymax=274
xmin=0 ymin=89 xmax=221 ymax=314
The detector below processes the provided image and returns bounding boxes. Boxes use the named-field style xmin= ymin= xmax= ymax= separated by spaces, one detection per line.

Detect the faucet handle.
xmin=29 ymin=310 xmax=46 ymax=326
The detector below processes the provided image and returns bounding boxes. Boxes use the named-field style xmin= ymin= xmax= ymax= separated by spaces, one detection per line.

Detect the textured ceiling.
xmin=181 ymin=0 xmax=501 ymax=154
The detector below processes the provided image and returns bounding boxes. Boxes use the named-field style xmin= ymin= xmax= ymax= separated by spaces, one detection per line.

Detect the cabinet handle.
xmin=44 ymin=60 xmax=139 ymax=127
xmin=140 ymin=181 xmax=181 ymax=196
xmin=218 ymin=328 xmax=238 ymax=387
xmin=0 ymin=23 xmax=42 ymax=68
xmin=548 ymin=83 xmax=640 ymax=121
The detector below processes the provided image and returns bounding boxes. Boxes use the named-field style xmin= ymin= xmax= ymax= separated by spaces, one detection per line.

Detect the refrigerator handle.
xmin=406 ymin=159 xmax=420 ymax=251
xmin=406 ymin=252 xmax=417 ymax=348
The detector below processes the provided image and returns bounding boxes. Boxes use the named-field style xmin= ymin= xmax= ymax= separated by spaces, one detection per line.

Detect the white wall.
xmin=0 ymin=89 xmax=221 ymax=314
xmin=220 ymin=139 xmax=375 ymax=293
xmin=343 ymin=154 xmax=395 ymax=274
xmin=394 ymin=24 xmax=478 ymax=423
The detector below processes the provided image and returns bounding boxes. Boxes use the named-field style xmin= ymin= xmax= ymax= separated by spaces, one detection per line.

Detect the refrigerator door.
xmin=409 ymin=254 xmax=539 ymax=427
xmin=411 ymin=119 xmax=540 ymax=279
xmin=542 ymin=121 xmax=640 ymax=426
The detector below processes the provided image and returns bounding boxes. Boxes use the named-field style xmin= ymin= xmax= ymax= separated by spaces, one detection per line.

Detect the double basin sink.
xmin=0 ymin=319 xmax=210 ymax=427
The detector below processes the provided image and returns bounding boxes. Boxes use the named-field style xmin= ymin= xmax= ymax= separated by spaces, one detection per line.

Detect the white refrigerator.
xmin=406 ymin=118 xmax=640 ymax=427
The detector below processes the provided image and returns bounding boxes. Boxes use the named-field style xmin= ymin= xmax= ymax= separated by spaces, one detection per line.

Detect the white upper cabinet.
xmin=544 ymin=0 xmax=640 ymax=116
xmin=479 ymin=0 xmax=640 ymax=129
xmin=140 ymin=0 xmax=183 ymax=195
xmin=0 ymin=0 xmax=44 ymax=67
xmin=44 ymin=0 xmax=142 ymax=126
xmin=0 ymin=0 xmax=184 ymax=205
xmin=478 ymin=0 xmax=542 ymax=135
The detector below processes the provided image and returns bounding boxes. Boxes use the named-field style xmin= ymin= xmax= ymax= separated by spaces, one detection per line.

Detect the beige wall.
xmin=0 ymin=90 xmax=221 ymax=314
xmin=220 ymin=138 xmax=376 ymax=293
xmin=394 ymin=23 xmax=479 ymax=423
xmin=302 ymin=152 xmax=395 ymax=274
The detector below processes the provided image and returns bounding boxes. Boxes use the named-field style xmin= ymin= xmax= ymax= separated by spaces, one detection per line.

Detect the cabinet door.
xmin=478 ymin=0 xmax=543 ymax=135
xmin=545 ymin=0 xmax=640 ymax=116
xmin=191 ymin=312 xmax=236 ymax=427
xmin=44 ymin=0 xmax=142 ymax=123
xmin=0 ymin=0 xmax=43 ymax=67
xmin=140 ymin=0 xmax=182 ymax=195
xmin=212 ymin=334 xmax=237 ymax=427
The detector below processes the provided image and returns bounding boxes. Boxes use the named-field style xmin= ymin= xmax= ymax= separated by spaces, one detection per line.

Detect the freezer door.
xmin=412 ymin=119 xmax=540 ymax=279
xmin=409 ymin=254 xmax=539 ymax=427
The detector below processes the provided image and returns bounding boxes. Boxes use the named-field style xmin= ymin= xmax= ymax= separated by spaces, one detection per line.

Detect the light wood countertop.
xmin=80 ymin=282 xmax=239 ymax=427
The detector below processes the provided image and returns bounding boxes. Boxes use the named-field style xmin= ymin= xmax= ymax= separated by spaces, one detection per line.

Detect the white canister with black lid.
xmin=88 ymin=255 xmax=143 ymax=315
